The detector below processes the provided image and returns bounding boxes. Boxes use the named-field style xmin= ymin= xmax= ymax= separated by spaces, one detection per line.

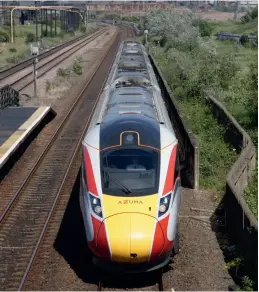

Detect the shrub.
xmin=45 ymin=80 xmax=52 ymax=92
xmin=76 ymin=56 xmax=83 ymax=63
xmin=250 ymin=7 xmax=258 ymax=19
xmin=147 ymin=9 xmax=200 ymax=50
xmin=197 ymin=19 xmax=213 ymax=37
xmin=6 ymin=55 xmax=18 ymax=64
xmin=59 ymin=31 xmax=65 ymax=39
xmin=42 ymin=30 xmax=48 ymax=37
xmin=0 ymin=30 xmax=9 ymax=42
xmin=17 ymin=51 xmax=28 ymax=60
xmin=240 ymin=34 xmax=249 ymax=45
xmin=159 ymin=35 xmax=167 ymax=47
xmin=25 ymin=32 xmax=35 ymax=44
xmin=241 ymin=276 xmax=255 ymax=291
xmin=216 ymin=55 xmax=239 ymax=89
xmin=80 ymin=25 xmax=86 ymax=33
xmin=9 ymin=47 xmax=17 ymax=53
xmin=73 ymin=60 xmax=83 ymax=75
xmin=56 ymin=68 xmax=70 ymax=77
xmin=67 ymin=28 xmax=75 ymax=36
xmin=241 ymin=7 xmax=258 ymax=23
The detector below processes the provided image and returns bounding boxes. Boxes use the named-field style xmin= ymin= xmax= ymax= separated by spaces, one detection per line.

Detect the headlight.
xmin=89 ymin=193 xmax=103 ymax=218
xmin=158 ymin=193 xmax=171 ymax=217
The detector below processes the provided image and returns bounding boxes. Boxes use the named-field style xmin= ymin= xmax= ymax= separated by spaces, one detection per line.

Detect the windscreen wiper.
xmin=107 ymin=173 xmax=132 ymax=195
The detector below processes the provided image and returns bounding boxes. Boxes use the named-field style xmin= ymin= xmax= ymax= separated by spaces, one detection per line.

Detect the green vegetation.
xmin=80 ymin=25 xmax=87 ymax=33
xmin=146 ymin=7 xmax=258 ymax=210
xmin=73 ymin=59 xmax=83 ymax=75
xmin=225 ymin=250 xmax=256 ymax=291
xmin=25 ymin=32 xmax=35 ymax=44
xmin=56 ymin=68 xmax=70 ymax=77
xmin=8 ymin=47 xmax=17 ymax=53
xmin=244 ymin=164 xmax=258 ymax=219
xmin=0 ymin=30 xmax=9 ymax=42
xmin=211 ymin=18 xmax=258 ymax=36
xmin=121 ymin=15 xmax=140 ymax=23
xmin=240 ymin=6 xmax=258 ymax=24
xmin=178 ymin=100 xmax=237 ymax=191
xmin=241 ymin=275 xmax=255 ymax=291
xmin=146 ymin=8 xmax=258 ymax=289
xmin=56 ymin=57 xmax=84 ymax=79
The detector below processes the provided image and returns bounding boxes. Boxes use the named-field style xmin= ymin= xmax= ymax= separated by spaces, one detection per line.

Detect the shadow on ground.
xmin=53 ymin=170 xmax=99 ymax=285
xmin=53 ymin=169 xmax=173 ymax=289
xmin=210 ymin=193 xmax=258 ymax=291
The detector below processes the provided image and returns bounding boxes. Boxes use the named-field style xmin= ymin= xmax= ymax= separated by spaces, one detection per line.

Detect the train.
xmin=79 ymin=39 xmax=181 ymax=274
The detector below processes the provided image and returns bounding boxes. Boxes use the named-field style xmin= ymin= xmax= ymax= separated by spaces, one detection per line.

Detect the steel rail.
xmin=0 ymin=28 xmax=108 ymax=90
xmin=17 ymin=32 xmax=122 ymax=292
xmin=0 ymin=27 xmax=106 ymax=80
xmin=0 ymin=31 xmax=116 ymax=226
xmin=9 ymin=28 xmax=109 ymax=91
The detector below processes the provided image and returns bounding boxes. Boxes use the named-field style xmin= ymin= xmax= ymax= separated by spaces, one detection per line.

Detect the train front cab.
xmin=80 ymin=117 xmax=181 ymax=274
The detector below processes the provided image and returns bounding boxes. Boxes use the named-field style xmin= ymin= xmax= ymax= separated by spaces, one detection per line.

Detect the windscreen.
xmin=101 ymin=148 xmax=160 ymax=196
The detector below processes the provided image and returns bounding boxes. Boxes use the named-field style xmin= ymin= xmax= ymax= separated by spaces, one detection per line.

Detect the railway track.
xmin=0 ymin=26 xmax=104 ymax=80
xmin=97 ymin=268 xmax=165 ymax=291
xmin=0 ymin=29 xmax=121 ymax=291
xmin=0 ymin=27 xmax=108 ymax=91
xmin=0 ymin=25 xmax=167 ymax=291
xmin=22 ymin=26 xmax=167 ymax=292
xmin=95 ymin=26 xmax=166 ymax=292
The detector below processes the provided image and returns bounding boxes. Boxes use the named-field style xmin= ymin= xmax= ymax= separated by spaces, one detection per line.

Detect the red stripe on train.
xmin=83 ymin=147 xmax=98 ymax=196
xmin=162 ymin=145 xmax=177 ymax=196
xmin=88 ymin=215 xmax=110 ymax=260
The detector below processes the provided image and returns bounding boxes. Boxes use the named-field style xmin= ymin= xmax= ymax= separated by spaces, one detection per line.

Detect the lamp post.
xmin=30 ymin=45 xmax=39 ymax=99
xmin=35 ymin=1 xmax=38 ymax=41
xmin=144 ymin=29 xmax=148 ymax=45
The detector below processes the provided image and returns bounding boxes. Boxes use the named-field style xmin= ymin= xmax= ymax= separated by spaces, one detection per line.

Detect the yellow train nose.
xmin=100 ymin=213 xmax=164 ymax=263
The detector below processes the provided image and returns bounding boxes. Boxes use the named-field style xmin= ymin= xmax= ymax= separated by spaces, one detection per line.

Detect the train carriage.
xmin=79 ymin=40 xmax=181 ymax=273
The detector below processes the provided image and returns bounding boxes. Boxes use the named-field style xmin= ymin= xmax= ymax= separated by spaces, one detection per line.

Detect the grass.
xmin=210 ymin=17 xmax=258 ymax=36
xmin=177 ymin=99 xmax=237 ymax=192
xmin=244 ymin=164 xmax=258 ymax=220
xmin=211 ymin=26 xmax=258 ymax=216
xmin=151 ymin=47 xmax=238 ymax=194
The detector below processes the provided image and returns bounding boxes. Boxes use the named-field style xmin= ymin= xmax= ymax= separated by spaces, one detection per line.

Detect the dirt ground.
xmin=19 ymin=25 xmax=118 ymax=108
xmin=196 ymin=11 xmax=245 ymax=21
xmin=172 ymin=6 xmax=245 ymax=21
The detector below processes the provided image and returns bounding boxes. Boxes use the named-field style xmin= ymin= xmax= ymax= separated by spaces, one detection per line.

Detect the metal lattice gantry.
xmin=2 ymin=4 xmax=82 ymax=43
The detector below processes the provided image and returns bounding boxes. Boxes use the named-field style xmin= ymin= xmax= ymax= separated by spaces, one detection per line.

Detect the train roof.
xmin=84 ymin=39 xmax=176 ymax=146
xmin=100 ymin=114 xmax=161 ymax=150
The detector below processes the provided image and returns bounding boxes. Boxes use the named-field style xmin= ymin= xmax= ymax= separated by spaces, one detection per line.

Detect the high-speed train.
xmin=79 ymin=39 xmax=181 ymax=273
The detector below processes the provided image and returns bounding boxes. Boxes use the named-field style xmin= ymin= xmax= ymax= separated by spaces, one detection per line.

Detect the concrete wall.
xmin=205 ymin=94 xmax=257 ymax=284
xmin=205 ymin=95 xmax=257 ymax=231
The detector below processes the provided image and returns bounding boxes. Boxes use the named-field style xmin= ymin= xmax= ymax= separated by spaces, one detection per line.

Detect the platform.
xmin=0 ymin=106 xmax=56 ymax=177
